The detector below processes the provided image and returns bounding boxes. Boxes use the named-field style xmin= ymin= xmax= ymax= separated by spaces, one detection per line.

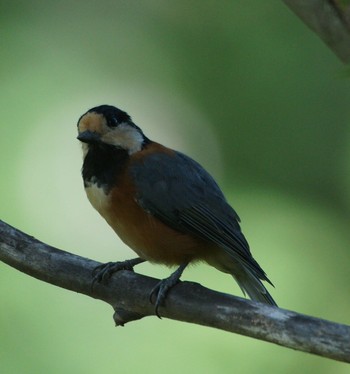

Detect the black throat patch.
xmin=82 ymin=144 xmax=129 ymax=192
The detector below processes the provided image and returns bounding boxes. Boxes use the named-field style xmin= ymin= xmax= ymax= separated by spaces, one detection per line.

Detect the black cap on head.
xmin=88 ymin=105 xmax=131 ymax=127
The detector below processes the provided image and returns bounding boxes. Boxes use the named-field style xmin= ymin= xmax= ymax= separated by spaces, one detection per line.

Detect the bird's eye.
xmin=107 ymin=116 xmax=119 ymax=127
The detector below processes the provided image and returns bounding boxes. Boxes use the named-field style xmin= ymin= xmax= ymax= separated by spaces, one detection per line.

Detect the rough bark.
xmin=1 ymin=220 xmax=350 ymax=363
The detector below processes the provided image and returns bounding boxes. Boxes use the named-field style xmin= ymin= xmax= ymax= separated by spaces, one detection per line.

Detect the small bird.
xmin=77 ymin=105 xmax=277 ymax=314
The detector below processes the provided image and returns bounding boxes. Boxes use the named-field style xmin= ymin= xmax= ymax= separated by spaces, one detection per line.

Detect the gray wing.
xmin=129 ymin=151 xmax=267 ymax=279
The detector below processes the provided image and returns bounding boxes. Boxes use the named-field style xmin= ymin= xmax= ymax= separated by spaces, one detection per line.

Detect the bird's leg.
xmin=150 ymin=262 xmax=189 ymax=318
xmin=92 ymin=257 xmax=145 ymax=287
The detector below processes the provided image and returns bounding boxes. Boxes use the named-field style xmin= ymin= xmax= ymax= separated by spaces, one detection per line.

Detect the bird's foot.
xmin=92 ymin=258 xmax=145 ymax=288
xmin=150 ymin=263 xmax=188 ymax=318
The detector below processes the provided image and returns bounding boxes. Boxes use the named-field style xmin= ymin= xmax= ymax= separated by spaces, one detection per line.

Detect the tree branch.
xmin=282 ymin=0 xmax=350 ymax=63
xmin=1 ymin=220 xmax=350 ymax=363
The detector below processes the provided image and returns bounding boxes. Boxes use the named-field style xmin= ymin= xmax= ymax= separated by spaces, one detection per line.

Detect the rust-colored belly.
xmin=85 ymin=180 xmax=205 ymax=266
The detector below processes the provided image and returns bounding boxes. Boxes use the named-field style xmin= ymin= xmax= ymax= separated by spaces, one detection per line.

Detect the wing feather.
xmin=129 ymin=150 xmax=270 ymax=282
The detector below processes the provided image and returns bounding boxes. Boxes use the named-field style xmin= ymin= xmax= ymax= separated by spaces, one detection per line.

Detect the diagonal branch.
xmin=0 ymin=219 xmax=350 ymax=363
xmin=282 ymin=0 xmax=350 ymax=63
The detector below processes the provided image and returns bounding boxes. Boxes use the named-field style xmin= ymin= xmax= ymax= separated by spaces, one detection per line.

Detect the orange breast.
xmin=86 ymin=142 xmax=209 ymax=266
xmin=107 ymin=185 xmax=203 ymax=265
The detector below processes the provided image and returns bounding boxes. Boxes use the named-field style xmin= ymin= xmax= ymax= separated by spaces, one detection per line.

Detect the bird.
xmin=77 ymin=104 xmax=277 ymax=315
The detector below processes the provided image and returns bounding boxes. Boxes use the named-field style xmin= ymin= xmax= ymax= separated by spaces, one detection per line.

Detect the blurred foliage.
xmin=1 ymin=1 xmax=350 ymax=373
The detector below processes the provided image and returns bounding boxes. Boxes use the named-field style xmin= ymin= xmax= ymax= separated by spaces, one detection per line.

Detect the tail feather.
xmin=233 ymin=270 xmax=277 ymax=307
xmin=205 ymin=251 xmax=277 ymax=306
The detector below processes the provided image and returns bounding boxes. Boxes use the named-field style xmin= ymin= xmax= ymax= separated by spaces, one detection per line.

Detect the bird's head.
xmin=77 ymin=105 xmax=148 ymax=155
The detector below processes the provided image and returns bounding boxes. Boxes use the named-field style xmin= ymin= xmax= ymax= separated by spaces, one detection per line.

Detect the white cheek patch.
xmin=102 ymin=122 xmax=144 ymax=154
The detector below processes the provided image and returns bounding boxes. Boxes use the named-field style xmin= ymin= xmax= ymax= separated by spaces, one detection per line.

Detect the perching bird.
xmin=77 ymin=104 xmax=277 ymax=314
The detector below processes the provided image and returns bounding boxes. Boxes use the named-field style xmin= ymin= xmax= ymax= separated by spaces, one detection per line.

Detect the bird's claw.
xmin=91 ymin=258 xmax=144 ymax=290
xmin=150 ymin=277 xmax=181 ymax=319
xmin=149 ymin=263 xmax=188 ymax=318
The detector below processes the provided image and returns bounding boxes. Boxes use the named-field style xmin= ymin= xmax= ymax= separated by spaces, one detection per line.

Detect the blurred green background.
xmin=1 ymin=1 xmax=350 ymax=373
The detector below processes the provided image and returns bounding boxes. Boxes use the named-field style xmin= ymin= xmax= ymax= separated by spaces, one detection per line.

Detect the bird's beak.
xmin=77 ymin=130 xmax=101 ymax=144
